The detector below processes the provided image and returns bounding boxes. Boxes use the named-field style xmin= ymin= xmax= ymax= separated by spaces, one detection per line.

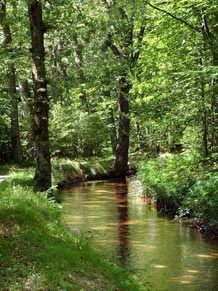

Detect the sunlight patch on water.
xmin=152 ymin=264 xmax=167 ymax=269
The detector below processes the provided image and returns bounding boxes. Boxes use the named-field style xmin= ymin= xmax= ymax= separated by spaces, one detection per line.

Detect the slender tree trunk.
xmin=28 ymin=0 xmax=51 ymax=190
xmin=0 ymin=0 xmax=22 ymax=163
xmin=114 ymin=74 xmax=131 ymax=176
xmin=108 ymin=107 xmax=117 ymax=156
xmin=200 ymin=81 xmax=209 ymax=156
xmin=20 ymin=80 xmax=35 ymax=159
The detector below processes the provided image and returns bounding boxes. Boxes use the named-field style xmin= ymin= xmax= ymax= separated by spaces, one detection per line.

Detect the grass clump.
xmin=0 ymin=170 xmax=145 ymax=290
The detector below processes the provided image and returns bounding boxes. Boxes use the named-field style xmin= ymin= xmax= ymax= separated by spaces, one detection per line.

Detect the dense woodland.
xmin=1 ymin=0 xmax=218 ymax=232
xmin=0 ymin=0 xmax=218 ymax=289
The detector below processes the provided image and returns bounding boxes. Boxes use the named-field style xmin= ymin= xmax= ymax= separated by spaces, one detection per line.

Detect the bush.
xmin=180 ymin=173 xmax=218 ymax=225
xmin=138 ymin=152 xmax=199 ymax=213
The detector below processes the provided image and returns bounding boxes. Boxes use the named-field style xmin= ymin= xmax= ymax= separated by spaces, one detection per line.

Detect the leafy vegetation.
xmin=138 ymin=152 xmax=218 ymax=236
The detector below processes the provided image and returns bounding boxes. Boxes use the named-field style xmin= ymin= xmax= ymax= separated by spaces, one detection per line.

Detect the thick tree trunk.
xmin=114 ymin=74 xmax=131 ymax=176
xmin=28 ymin=0 xmax=51 ymax=190
xmin=0 ymin=0 xmax=22 ymax=163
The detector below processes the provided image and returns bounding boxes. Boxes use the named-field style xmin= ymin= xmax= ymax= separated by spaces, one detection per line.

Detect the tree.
xmin=0 ymin=0 xmax=22 ymax=163
xmin=102 ymin=0 xmax=145 ymax=176
xmin=28 ymin=0 xmax=51 ymax=190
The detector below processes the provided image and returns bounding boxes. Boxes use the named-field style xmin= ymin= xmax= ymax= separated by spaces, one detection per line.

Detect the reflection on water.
xmin=60 ymin=178 xmax=218 ymax=291
xmin=115 ymin=180 xmax=130 ymax=266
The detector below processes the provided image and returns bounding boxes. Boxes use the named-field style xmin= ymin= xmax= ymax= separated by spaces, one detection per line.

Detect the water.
xmin=60 ymin=178 xmax=218 ymax=290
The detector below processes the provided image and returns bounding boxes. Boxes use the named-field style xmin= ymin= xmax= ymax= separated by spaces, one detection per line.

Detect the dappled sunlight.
xmin=180 ymin=280 xmax=192 ymax=284
xmin=196 ymin=254 xmax=217 ymax=259
xmin=61 ymin=179 xmax=218 ymax=291
xmin=95 ymin=190 xmax=113 ymax=194
xmin=187 ymin=269 xmax=200 ymax=274
xmin=152 ymin=264 xmax=167 ymax=269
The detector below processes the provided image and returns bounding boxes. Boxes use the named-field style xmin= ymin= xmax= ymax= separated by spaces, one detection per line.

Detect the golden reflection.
xmin=196 ymin=254 xmax=216 ymax=259
xmin=81 ymin=201 xmax=108 ymax=205
xmin=152 ymin=264 xmax=167 ymax=269
xmin=118 ymin=205 xmax=128 ymax=208
xmin=180 ymin=275 xmax=194 ymax=279
xmin=180 ymin=280 xmax=192 ymax=284
xmin=187 ymin=269 xmax=200 ymax=274
xmin=95 ymin=190 xmax=112 ymax=194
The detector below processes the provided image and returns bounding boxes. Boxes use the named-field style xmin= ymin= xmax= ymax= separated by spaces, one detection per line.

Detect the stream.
xmin=60 ymin=178 xmax=218 ymax=291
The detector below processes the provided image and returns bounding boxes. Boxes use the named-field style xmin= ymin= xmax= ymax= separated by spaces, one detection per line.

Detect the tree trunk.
xmin=114 ymin=74 xmax=131 ymax=176
xmin=20 ymin=80 xmax=35 ymax=160
xmin=28 ymin=0 xmax=51 ymax=190
xmin=0 ymin=0 xmax=22 ymax=163
xmin=108 ymin=107 xmax=117 ymax=156
xmin=200 ymin=12 xmax=218 ymax=152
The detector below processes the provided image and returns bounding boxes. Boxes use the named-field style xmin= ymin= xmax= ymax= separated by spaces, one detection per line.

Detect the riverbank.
xmin=0 ymin=169 xmax=145 ymax=290
xmin=138 ymin=151 xmax=218 ymax=239
xmin=53 ymin=156 xmax=138 ymax=187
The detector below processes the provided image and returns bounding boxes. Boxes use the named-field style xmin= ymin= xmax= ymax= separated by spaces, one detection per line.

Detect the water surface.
xmin=60 ymin=178 xmax=218 ymax=290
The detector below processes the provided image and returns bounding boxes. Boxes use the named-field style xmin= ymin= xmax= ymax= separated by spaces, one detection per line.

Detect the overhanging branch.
xmin=145 ymin=1 xmax=200 ymax=33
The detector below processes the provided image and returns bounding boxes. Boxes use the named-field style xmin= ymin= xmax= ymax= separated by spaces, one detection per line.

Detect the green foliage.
xmin=0 ymin=171 xmax=145 ymax=290
xmin=180 ymin=173 xmax=218 ymax=224
xmin=139 ymin=151 xmax=218 ymax=231
xmin=50 ymin=104 xmax=110 ymax=158
xmin=139 ymin=152 xmax=198 ymax=201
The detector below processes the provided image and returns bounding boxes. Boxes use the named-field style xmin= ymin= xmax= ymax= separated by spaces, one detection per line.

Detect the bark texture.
xmin=28 ymin=0 xmax=51 ymax=190
xmin=114 ymin=75 xmax=131 ymax=176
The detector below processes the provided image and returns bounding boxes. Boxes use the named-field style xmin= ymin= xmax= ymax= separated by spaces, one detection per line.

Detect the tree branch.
xmin=144 ymin=1 xmax=200 ymax=33
xmin=132 ymin=25 xmax=146 ymax=63
xmin=105 ymin=34 xmax=127 ymax=60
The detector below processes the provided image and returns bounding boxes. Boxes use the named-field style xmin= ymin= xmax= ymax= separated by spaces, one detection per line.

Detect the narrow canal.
xmin=60 ymin=178 xmax=218 ymax=291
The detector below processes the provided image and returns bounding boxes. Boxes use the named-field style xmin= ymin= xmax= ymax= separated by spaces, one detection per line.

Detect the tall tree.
xmin=0 ymin=0 xmax=22 ymax=163
xmin=103 ymin=1 xmax=145 ymax=176
xmin=28 ymin=0 xmax=51 ymax=190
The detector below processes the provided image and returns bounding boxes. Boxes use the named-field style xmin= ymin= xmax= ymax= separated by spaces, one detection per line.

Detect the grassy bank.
xmin=138 ymin=152 xmax=218 ymax=238
xmin=52 ymin=157 xmax=115 ymax=186
xmin=0 ymin=170 xmax=145 ymax=290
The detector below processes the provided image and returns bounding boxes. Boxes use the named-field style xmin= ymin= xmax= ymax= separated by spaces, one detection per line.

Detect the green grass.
xmin=0 ymin=170 xmax=145 ymax=290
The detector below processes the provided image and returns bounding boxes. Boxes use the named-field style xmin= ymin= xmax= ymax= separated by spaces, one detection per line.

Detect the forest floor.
xmin=0 ymin=168 xmax=145 ymax=290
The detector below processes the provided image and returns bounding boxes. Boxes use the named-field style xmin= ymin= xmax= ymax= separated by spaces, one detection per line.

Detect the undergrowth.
xmin=138 ymin=151 xmax=218 ymax=235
